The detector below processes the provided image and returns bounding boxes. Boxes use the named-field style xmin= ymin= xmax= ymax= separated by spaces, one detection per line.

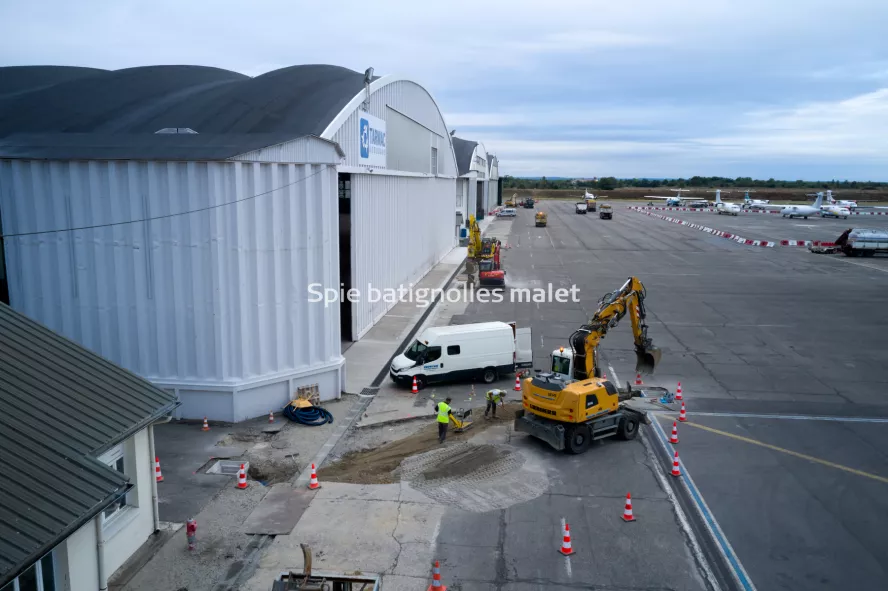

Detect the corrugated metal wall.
xmin=0 ymin=158 xmax=341 ymax=384
xmin=385 ymin=107 xmax=440 ymax=174
xmin=328 ymin=80 xmax=457 ymax=177
xmin=229 ymin=137 xmax=341 ymax=163
xmin=350 ymin=174 xmax=456 ymax=338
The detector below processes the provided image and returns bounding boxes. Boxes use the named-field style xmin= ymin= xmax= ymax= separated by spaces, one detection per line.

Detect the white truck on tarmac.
xmin=575 ymin=202 xmax=588 ymax=214
xmin=390 ymin=322 xmax=533 ymax=390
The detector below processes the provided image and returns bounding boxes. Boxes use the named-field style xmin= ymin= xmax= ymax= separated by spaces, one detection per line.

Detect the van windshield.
xmin=403 ymin=340 xmax=429 ymax=361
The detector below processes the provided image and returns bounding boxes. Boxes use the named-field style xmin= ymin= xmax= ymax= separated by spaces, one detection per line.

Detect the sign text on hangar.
xmin=358 ymin=110 xmax=387 ymax=167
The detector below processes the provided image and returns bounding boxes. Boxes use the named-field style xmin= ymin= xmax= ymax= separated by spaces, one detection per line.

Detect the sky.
xmin=1 ymin=0 xmax=886 ymax=180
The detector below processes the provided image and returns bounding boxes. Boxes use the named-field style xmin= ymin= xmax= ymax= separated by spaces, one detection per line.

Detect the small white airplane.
xmin=781 ymin=192 xmax=825 ymax=219
xmin=584 ymin=190 xmax=596 ymax=200
xmin=646 ymin=188 xmax=701 ymax=207
xmin=826 ymin=190 xmax=857 ymax=210
xmin=812 ymin=192 xmax=851 ymax=219
xmin=709 ymin=189 xmax=741 ymax=215
xmin=740 ymin=190 xmax=770 ymax=209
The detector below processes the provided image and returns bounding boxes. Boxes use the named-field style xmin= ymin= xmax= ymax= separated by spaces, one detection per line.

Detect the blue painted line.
xmin=651 ymin=419 xmax=757 ymax=591
xmin=672 ymin=411 xmax=888 ymax=424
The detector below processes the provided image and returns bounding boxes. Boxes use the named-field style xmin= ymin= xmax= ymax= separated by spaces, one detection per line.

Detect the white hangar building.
xmin=451 ymin=136 xmax=500 ymax=225
xmin=0 ymin=64 xmax=460 ymax=422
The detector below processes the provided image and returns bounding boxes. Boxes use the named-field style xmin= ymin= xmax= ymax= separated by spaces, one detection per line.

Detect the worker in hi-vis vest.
xmin=484 ymin=389 xmax=505 ymax=419
xmin=436 ymin=397 xmax=453 ymax=443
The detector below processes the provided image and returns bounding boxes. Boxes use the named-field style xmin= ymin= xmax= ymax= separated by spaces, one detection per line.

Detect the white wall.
xmin=0 ymin=156 xmax=344 ymax=413
xmin=350 ymin=174 xmax=456 ymax=339
xmin=325 ymin=79 xmax=457 ymax=178
xmin=61 ymin=429 xmax=154 ymax=591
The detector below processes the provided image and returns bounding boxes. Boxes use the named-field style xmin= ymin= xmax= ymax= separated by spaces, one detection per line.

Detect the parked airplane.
xmin=740 ymin=190 xmax=771 ymax=209
xmin=710 ymin=189 xmax=741 ymax=215
xmin=584 ymin=190 xmax=596 ymax=201
xmin=646 ymin=188 xmax=696 ymax=206
xmin=826 ymin=190 xmax=857 ymax=209
xmin=812 ymin=192 xmax=850 ymax=219
xmin=781 ymin=192 xmax=825 ymax=219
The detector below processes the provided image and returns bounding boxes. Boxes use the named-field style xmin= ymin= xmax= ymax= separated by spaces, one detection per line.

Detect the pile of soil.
xmin=318 ymin=403 xmax=522 ymax=485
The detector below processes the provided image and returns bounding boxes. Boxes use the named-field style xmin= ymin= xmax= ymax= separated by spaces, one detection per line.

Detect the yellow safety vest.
xmin=487 ymin=390 xmax=502 ymax=402
xmin=437 ymin=402 xmax=451 ymax=423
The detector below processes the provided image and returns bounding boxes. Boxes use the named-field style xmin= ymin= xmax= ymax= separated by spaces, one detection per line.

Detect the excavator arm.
xmin=467 ymin=214 xmax=483 ymax=259
xmin=568 ymin=277 xmax=661 ymax=380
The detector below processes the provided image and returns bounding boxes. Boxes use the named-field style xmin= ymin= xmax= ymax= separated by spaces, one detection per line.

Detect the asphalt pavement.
xmin=436 ymin=200 xmax=888 ymax=590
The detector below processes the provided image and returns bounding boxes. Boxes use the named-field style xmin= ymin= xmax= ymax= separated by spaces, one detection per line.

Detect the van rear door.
xmin=515 ymin=327 xmax=533 ymax=368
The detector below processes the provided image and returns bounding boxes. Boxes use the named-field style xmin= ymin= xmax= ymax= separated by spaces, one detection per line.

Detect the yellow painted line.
xmin=670 ymin=417 xmax=888 ymax=485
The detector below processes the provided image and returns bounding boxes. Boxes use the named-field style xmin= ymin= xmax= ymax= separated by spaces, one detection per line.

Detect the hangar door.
xmin=476 ymin=181 xmax=485 ymax=220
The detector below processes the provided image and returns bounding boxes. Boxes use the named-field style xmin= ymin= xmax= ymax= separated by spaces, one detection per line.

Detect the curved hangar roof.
xmin=0 ymin=64 xmax=382 ymax=159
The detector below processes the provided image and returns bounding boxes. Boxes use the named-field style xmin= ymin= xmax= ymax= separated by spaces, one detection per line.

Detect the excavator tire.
xmin=617 ymin=415 xmax=639 ymax=440
xmin=565 ymin=424 xmax=592 ymax=454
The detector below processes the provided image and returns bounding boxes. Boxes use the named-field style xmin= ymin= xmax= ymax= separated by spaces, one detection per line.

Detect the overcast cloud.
xmin=1 ymin=0 xmax=886 ymax=180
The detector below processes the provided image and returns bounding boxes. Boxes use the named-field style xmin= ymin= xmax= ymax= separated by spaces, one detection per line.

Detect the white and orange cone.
xmin=635 ymin=373 xmax=643 ymax=386
xmin=601 ymin=372 xmax=607 ymax=380
xmin=201 ymin=417 xmax=210 ymax=431
xmin=155 ymin=456 xmax=163 ymax=482
xmin=559 ymin=522 xmax=575 ymax=555
xmin=412 ymin=376 xmax=419 ymax=394
xmin=671 ymin=451 xmax=681 ymax=477
xmin=236 ymin=464 xmax=248 ymax=489
xmin=308 ymin=463 xmax=321 ymax=490
xmin=622 ymin=493 xmax=636 ymax=522
xmin=669 ymin=421 xmax=679 ymax=444
xmin=268 ymin=411 xmax=274 ymax=423
xmin=514 ymin=375 xmax=522 ymax=391
xmin=675 ymin=382 xmax=683 ymax=401
xmin=679 ymin=401 xmax=687 ymax=422
xmin=427 ymin=560 xmax=446 ymax=590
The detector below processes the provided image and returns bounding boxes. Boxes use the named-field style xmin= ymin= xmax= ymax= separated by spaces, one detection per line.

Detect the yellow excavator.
xmin=514 ymin=276 xmax=661 ymax=454
xmin=466 ymin=214 xmax=483 ymax=259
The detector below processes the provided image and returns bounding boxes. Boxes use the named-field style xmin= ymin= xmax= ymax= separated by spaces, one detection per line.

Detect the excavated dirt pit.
xmin=318 ymin=403 xmax=523 ymax=485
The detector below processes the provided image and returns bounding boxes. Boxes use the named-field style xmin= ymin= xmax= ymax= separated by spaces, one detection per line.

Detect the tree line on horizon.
xmin=502 ymin=176 xmax=887 ymax=191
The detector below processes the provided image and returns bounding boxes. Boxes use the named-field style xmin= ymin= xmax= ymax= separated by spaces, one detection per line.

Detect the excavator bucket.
xmin=635 ymin=345 xmax=661 ymax=375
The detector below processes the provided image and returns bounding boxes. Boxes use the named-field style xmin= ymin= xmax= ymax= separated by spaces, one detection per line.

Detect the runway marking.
xmin=832 ymin=258 xmax=888 ymax=274
xmin=676 ymin=419 xmax=888 ymax=485
xmin=650 ymin=419 xmax=757 ymax=590
xmin=653 ymin=411 xmax=888 ymax=423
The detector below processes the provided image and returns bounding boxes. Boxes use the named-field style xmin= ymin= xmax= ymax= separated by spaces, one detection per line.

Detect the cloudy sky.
xmin=1 ymin=0 xmax=886 ymax=180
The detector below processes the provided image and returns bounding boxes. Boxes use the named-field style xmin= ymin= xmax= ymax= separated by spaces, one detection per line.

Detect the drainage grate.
xmin=205 ymin=459 xmax=249 ymax=476
xmin=358 ymin=387 xmax=379 ymax=398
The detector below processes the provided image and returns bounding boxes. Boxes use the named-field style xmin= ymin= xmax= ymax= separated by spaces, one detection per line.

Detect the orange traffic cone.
xmin=669 ymin=421 xmax=679 ymax=444
xmin=427 ymin=560 xmax=446 ymax=590
xmin=412 ymin=376 xmax=419 ymax=394
xmin=601 ymin=372 xmax=607 ymax=380
xmin=155 ymin=456 xmax=163 ymax=482
xmin=236 ymin=464 xmax=248 ymax=489
xmin=635 ymin=373 xmax=643 ymax=386
xmin=671 ymin=451 xmax=681 ymax=477
xmin=201 ymin=417 xmax=210 ymax=431
xmin=679 ymin=401 xmax=687 ymax=422
xmin=675 ymin=382 xmax=683 ymax=401
xmin=514 ymin=375 xmax=522 ymax=391
xmin=622 ymin=493 xmax=636 ymax=522
xmin=308 ymin=463 xmax=321 ymax=490
xmin=559 ymin=522 xmax=575 ymax=555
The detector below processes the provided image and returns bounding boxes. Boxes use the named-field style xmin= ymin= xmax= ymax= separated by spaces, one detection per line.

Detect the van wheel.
xmin=617 ymin=416 xmax=639 ymax=440
xmin=565 ymin=425 xmax=591 ymax=454
xmin=414 ymin=376 xmax=426 ymax=390
xmin=482 ymin=368 xmax=497 ymax=384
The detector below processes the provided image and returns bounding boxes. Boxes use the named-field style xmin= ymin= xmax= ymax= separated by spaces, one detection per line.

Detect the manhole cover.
xmin=397 ymin=443 xmax=547 ymax=512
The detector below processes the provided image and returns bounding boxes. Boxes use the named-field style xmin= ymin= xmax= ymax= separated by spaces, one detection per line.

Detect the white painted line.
xmin=639 ymin=428 xmax=721 ymax=591
xmin=608 ymin=365 xmax=619 ymax=385
xmin=650 ymin=418 xmax=757 ymax=591
xmin=832 ymin=258 xmax=888 ymax=274
xmin=654 ymin=411 xmax=888 ymax=423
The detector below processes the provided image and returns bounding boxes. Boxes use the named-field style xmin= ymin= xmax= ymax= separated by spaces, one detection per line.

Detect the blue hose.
xmin=282 ymin=404 xmax=334 ymax=426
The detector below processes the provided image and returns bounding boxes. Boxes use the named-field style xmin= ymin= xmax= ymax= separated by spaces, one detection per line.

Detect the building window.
xmin=338 ymin=175 xmax=351 ymax=199
xmin=1 ymin=553 xmax=57 ymax=591
xmin=431 ymin=147 xmax=438 ymax=175
xmin=99 ymin=445 xmax=127 ymax=523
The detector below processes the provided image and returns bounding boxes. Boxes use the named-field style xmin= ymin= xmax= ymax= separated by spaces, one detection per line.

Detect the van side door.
xmin=420 ymin=346 xmax=445 ymax=382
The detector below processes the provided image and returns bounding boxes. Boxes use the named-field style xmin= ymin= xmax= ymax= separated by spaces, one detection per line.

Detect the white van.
xmin=390 ymin=321 xmax=533 ymax=389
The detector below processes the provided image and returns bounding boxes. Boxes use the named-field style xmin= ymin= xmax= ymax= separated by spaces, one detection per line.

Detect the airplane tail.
xmin=813 ymin=192 xmax=824 ymax=208
xmin=714 ymin=190 xmax=722 ymax=204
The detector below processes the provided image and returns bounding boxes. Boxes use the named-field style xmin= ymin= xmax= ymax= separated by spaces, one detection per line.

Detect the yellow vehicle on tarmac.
xmin=535 ymin=211 xmax=548 ymax=227
xmin=514 ymin=276 xmax=661 ymax=454
xmin=505 ymin=193 xmax=517 ymax=207
xmin=599 ymin=203 xmax=613 ymax=219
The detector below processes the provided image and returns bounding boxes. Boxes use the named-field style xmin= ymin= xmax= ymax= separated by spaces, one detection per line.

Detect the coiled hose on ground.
xmin=282 ymin=404 xmax=334 ymax=426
